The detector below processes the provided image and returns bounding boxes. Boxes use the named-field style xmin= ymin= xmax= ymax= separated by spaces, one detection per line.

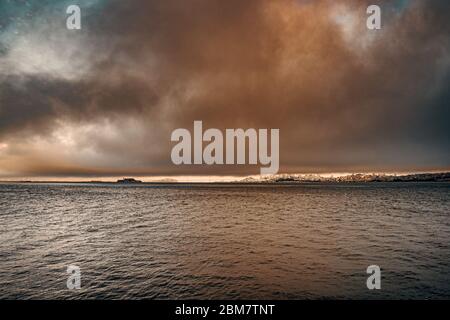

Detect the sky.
xmin=0 ymin=0 xmax=449 ymax=179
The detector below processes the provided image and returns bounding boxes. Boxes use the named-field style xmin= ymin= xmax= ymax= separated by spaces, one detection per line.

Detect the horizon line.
xmin=1 ymin=171 xmax=449 ymax=183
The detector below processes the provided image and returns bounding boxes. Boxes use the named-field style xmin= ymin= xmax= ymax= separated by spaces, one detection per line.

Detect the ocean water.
xmin=0 ymin=182 xmax=449 ymax=299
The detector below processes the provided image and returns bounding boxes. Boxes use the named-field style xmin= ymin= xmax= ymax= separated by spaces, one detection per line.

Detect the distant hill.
xmin=240 ymin=172 xmax=450 ymax=183
xmin=116 ymin=178 xmax=143 ymax=184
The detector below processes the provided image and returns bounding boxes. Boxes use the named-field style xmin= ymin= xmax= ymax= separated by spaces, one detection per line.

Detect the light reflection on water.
xmin=0 ymin=182 xmax=449 ymax=299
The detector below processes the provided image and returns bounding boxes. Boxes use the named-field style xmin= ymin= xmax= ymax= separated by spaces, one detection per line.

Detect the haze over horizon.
xmin=0 ymin=0 xmax=449 ymax=178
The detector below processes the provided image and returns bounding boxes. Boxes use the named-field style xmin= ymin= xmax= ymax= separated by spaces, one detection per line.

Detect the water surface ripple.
xmin=0 ymin=182 xmax=449 ymax=299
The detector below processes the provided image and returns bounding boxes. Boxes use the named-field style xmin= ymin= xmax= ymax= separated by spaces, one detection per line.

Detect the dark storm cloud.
xmin=0 ymin=0 xmax=448 ymax=176
xmin=0 ymin=74 xmax=158 ymax=137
